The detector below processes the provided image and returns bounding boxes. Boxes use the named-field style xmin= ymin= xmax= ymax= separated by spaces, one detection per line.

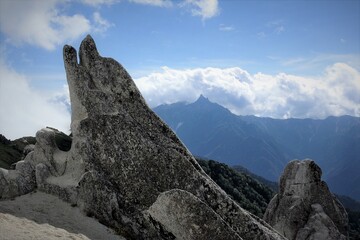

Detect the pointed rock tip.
xmin=195 ymin=94 xmax=210 ymax=103
xmin=83 ymin=34 xmax=94 ymax=44
xmin=63 ymin=45 xmax=78 ymax=66
xmin=79 ymin=34 xmax=99 ymax=67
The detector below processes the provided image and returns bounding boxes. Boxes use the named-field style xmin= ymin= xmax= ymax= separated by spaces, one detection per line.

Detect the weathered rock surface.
xmin=146 ymin=189 xmax=241 ymax=240
xmin=264 ymin=159 xmax=349 ymax=240
xmin=1 ymin=35 xmax=286 ymax=239
xmin=0 ymin=160 xmax=35 ymax=199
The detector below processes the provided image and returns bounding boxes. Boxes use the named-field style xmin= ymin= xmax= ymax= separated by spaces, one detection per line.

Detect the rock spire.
xmin=264 ymin=159 xmax=349 ymax=240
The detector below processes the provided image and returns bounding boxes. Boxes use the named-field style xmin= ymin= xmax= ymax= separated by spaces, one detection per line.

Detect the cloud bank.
xmin=135 ymin=63 xmax=360 ymax=119
xmin=0 ymin=58 xmax=70 ymax=140
xmin=0 ymin=0 xmax=91 ymax=51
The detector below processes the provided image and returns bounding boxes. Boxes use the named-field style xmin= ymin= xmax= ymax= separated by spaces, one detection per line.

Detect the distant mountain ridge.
xmin=155 ymin=95 xmax=288 ymax=182
xmin=239 ymin=114 xmax=360 ymax=201
xmin=154 ymin=95 xmax=360 ymax=200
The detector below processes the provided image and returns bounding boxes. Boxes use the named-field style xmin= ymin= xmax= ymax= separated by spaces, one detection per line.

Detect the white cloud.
xmin=0 ymin=58 xmax=70 ymax=140
xmin=93 ymin=12 xmax=114 ymax=33
xmin=181 ymin=0 xmax=219 ymax=20
xmin=0 ymin=0 xmax=91 ymax=51
xmin=274 ymin=25 xmax=285 ymax=34
xmin=135 ymin=64 xmax=360 ymax=119
xmin=129 ymin=0 xmax=173 ymax=7
xmin=279 ymin=54 xmax=360 ymax=73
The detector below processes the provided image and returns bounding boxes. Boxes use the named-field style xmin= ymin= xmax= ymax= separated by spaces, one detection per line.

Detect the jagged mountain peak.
xmin=194 ymin=94 xmax=210 ymax=103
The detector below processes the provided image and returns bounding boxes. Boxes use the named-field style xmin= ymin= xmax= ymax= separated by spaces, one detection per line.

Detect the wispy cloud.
xmin=266 ymin=20 xmax=285 ymax=35
xmin=81 ymin=0 xmax=119 ymax=7
xmin=219 ymin=24 xmax=234 ymax=32
xmin=257 ymin=32 xmax=266 ymax=39
xmin=93 ymin=12 xmax=114 ymax=33
xmin=281 ymin=57 xmax=307 ymax=66
xmin=181 ymin=0 xmax=219 ymax=20
xmin=257 ymin=20 xmax=285 ymax=39
xmin=274 ymin=25 xmax=285 ymax=34
xmin=128 ymin=0 xmax=173 ymax=7
xmin=135 ymin=63 xmax=360 ymax=119
xmin=277 ymin=54 xmax=360 ymax=73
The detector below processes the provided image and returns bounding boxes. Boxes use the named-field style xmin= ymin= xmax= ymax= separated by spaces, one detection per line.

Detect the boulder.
xmin=264 ymin=159 xmax=349 ymax=240
xmin=0 ymin=160 xmax=35 ymax=199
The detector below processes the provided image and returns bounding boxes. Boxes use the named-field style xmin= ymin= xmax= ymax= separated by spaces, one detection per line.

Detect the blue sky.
xmin=0 ymin=0 xmax=359 ymax=139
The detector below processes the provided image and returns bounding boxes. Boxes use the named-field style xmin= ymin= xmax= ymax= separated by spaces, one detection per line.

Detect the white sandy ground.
xmin=0 ymin=191 xmax=126 ymax=240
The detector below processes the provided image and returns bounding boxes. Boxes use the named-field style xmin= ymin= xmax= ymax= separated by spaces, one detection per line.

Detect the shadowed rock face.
xmin=264 ymin=159 xmax=349 ymax=240
xmin=1 ymin=35 xmax=285 ymax=239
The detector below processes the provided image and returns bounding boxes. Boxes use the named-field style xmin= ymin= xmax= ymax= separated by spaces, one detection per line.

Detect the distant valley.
xmin=154 ymin=95 xmax=360 ymax=201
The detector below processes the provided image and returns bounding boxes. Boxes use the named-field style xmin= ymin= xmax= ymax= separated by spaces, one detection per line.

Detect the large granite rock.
xmin=1 ymin=35 xmax=286 ymax=239
xmin=63 ymin=35 xmax=285 ymax=239
xmin=264 ymin=159 xmax=349 ymax=240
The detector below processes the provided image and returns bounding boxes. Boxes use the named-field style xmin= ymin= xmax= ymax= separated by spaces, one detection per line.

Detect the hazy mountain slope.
xmin=154 ymin=96 xmax=360 ymax=200
xmin=155 ymin=95 xmax=288 ymax=181
xmin=240 ymin=115 xmax=360 ymax=199
xmin=336 ymin=195 xmax=360 ymax=212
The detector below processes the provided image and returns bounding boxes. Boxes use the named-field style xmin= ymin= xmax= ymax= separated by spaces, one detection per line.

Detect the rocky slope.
xmin=196 ymin=158 xmax=275 ymax=218
xmin=264 ymin=159 xmax=349 ymax=240
xmin=0 ymin=35 xmax=286 ymax=239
